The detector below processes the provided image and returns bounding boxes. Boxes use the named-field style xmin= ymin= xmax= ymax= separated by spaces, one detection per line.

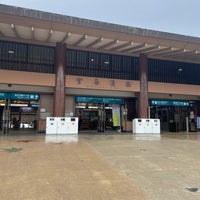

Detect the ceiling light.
xmin=8 ymin=50 xmax=14 ymax=54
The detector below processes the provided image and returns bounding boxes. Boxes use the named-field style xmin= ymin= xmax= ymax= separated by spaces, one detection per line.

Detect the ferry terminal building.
xmin=0 ymin=4 xmax=200 ymax=133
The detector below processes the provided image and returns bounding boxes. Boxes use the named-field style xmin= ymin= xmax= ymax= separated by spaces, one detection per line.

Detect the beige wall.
xmin=149 ymin=81 xmax=200 ymax=96
xmin=66 ymin=75 xmax=140 ymax=92
xmin=65 ymin=96 xmax=75 ymax=116
xmin=0 ymin=70 xmax=55 ymax=86
xmin=39 ymin=94 xmax=54 ymax=119
xmin=0 ymin=70 xmax=200 ymax=98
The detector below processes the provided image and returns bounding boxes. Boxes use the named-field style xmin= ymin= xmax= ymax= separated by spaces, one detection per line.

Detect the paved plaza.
xmin=0 ymin=132 xmax=200 ymax=200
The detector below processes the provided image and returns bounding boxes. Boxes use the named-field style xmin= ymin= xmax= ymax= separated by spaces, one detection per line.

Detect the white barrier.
xmin=132 ymin=118 xmax=160 ymax=134
xmin=46 ymin=117 xmax=58 ymax=134
xmin=46 ymin=117 xmax=78 ymax=135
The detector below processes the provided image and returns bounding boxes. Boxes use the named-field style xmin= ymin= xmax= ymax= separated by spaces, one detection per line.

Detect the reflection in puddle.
xmin=45 ymin=135 xmax=79 ymax=143
xmin=161 ymin=132 xmax=200 ymax=140
xmin=134 ymin=133 xmax=161 ymax=141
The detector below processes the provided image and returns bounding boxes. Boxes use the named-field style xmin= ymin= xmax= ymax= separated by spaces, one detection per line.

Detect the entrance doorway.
xmin=1 ymin=103 xmax=38 ymax=134
xmin=0 ymin=92 xmax=40 ymax=134
xmin=150 ymin=106 xmax=188 ymax=132
xmin=75 ymin=96 xmax=124 ymax=133
xmin=76 ymin=103 xmax=117 ymax=132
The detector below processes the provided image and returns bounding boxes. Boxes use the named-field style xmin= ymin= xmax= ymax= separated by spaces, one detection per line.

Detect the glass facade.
xmin=66 ymin=49 xmax=139 ymax=80
xmin=0 ymin=40 xmax=55 ymax=73
xmin=1 ymin=40 xmax=200 ymax=85
xmin=148 ymin=58 xmax=200 ymax=85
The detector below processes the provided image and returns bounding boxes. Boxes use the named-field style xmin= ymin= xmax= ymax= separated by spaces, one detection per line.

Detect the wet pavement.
xmin=0 ymin=132 xmax=200 ymax=200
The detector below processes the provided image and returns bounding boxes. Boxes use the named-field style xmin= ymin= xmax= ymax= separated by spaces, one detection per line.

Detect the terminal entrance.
xmin=76 ymin=103 xmax=115 ymax=131
xmin=75 ymin=96 xmax=124 ymax=133
xmin=150 ymin=106 xmax=188 ymax=132
xmin=150 ymin=99 xmax=191 ymax=132
xmin=0 ymin=92 xmax=40 ymax=134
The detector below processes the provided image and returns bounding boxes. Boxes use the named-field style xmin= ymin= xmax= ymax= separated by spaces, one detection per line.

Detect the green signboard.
xmin=0 ymin=92 xmax=8 ymax=99
xmin=0 ymin=92 xmax=40 ymax=100
xmin=76 ymin=96 xmax=124 ymax=104
xmin=150 ymin=100 xmax=189 ymax=107
xmin=10 ymin=93 xmax=40 ymax=100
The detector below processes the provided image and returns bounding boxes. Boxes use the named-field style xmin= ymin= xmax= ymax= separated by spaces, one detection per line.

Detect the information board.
xmin=76 ymin=96 xmax=123 ymax=104
xmin=150 ymin=99 xmax=189 ymax=107
xmin=0 ymin=92 xmax=40 ymax=100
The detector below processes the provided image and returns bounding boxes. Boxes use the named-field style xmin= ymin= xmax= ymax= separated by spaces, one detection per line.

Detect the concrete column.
xmin=138 ymin=54 xmax=148 ymax=118
xmin=54 ymin=42 xmax=66 ymax=117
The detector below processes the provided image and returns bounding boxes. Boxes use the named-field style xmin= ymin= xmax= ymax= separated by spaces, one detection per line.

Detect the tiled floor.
xmin=1 ymin=132 xmax=200 ymax=200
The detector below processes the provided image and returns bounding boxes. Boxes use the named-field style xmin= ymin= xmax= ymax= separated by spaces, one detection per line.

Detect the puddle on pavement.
xmin=17 ymin=139 xmax=34 ymax=143
xmin=45 ymin=135 xmax=78 ymax=144
xmin=186 ymin=187 xmax=199 ymax=192
xmin=3 ymin=147 xmax=22 ymax=153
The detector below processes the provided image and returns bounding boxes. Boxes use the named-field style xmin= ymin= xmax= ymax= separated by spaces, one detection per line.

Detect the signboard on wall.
xmin=197 ymin=117 xmax=200 ymax=129
xmin=10 ymin=93 xmax=40 ymax=100
xmin=150 ymin=100 xmax=189 ymax=107
xmin=0 ymin=92 xmax=8 ymax=99
xmin=112 ymin=104 xmax=121 ymax=127
xmin=0 ymin=92 xmax=40 ymax=100
xmin=76 ymin=96 xmax=124 ymax=104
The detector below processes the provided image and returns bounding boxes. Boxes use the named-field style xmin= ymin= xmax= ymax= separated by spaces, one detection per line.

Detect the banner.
xmin=112 ymin=104 xmax=121 ymax=127
xmin=197 ymin=117 xmax=200 ymax=129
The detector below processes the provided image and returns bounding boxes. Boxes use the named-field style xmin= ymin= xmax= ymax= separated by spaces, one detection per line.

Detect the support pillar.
xmin=54 ymin=42 xmax=66 ymax=117
xmin=138 ymin=54 xmax=148 ymax=118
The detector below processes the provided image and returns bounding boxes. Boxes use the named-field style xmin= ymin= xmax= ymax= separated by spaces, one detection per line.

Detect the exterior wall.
xmin=0 ymin=70 xmax=55 ymax=86
xmin=38 ymin=94 xmax=53 ymax=132
xmin=65 ymin=96 xmax=75 ymax=117
xmin=40 ymin=94 xmax=54 ymax=118
xmin=0 ymin=70 xmax=199 ymax=97
xmin=149 ymin=82 xmax=200 ymax=96
xmin=66 ymin=75 xmax=140 ymax=92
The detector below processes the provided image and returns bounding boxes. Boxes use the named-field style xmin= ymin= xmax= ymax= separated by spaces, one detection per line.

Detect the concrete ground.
xmin=0 ymin=132 xmax=200 ymax=200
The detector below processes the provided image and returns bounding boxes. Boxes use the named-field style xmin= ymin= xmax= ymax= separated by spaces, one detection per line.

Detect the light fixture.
xmin=31 ymin=26 xmax=34 ymax=31
xmin=11 ymin=24 xmax=14 ymax=29
xmin=8 ymin=50 xmax=14 ymax=54
xmin=104 ymin=61 xmax=109 ymax=64
xmin=178 ymin=68 xmax=183 ymax=72
xmin=50 ymin=29 xmax=53 ymax=34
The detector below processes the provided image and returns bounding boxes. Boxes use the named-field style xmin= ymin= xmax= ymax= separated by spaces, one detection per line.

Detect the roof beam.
xmin=151 ymin=47 xmax=180 ymax=57
xmin=74 ymin=34 xmax=88 ymax=46
xmin=10 ymin=24 xmax=20 ymax=38
xmin=161 ymin=49 xmax=185 ymax=57
xmin=109 ymin=41 xmax=134 ymax=51
xmin=121 ymin=43 xmax=146 ymax=52
xmin=130 ymin=45 xmax=160 ymax=54
xmin=46 ymin=29 xmax=53 ymax=42
xmin=169 ymin=50 xmax=198 ymax=58
xmin=0 ymin=30 xmax=5 ymax=37
xmin=98 ymin=39 xmax=119 ymax=49
xmin=86 ymin=37 xmax=103 ymax=48
xmin=31 ymin=26 xmax=35 ymax=40
xmin=61 ymin=32 xmax=71 ymax=43
xmin=146 ymin=46 xmax=172 ymax=56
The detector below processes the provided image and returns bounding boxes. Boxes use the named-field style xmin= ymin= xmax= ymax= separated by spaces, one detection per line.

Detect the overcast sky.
xmin=0 ymin=0 xmax=199 ymax=37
